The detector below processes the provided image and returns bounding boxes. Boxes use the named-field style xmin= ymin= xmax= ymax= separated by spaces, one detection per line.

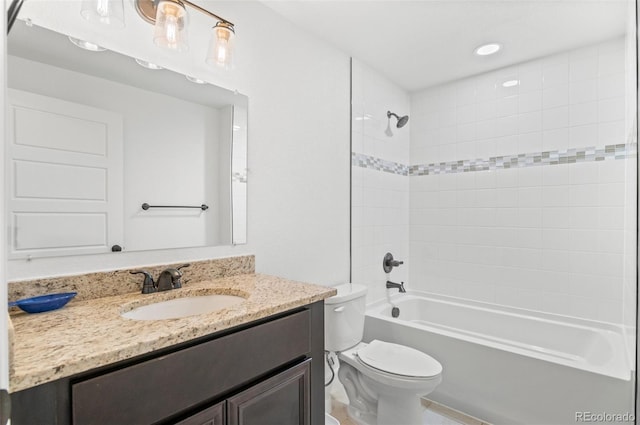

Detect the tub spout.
xmin=386 ymin=280 xmax=406 ymax=293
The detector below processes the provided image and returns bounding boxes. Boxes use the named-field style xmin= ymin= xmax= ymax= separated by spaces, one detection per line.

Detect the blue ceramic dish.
xmin=8 ymin=292 xmax=77 ymax=313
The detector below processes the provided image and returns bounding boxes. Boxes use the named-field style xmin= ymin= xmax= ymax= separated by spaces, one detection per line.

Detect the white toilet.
xmin=325 ymin=283 xmax=442 ymax=425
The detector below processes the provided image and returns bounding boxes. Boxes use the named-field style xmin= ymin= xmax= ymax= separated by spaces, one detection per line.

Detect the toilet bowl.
xmin=338 ymin=341 xmax=442 ymax=425
xmin=325 ymin=283 xmax=443 ymax=425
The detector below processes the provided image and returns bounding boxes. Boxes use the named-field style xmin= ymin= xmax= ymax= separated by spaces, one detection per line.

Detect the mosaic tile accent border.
xmin=410 ymin=144 xmax=637 ymax=176
xmin=352 ymin=152 xmax=409 ymax=176
xmin=352 ymin=144 xmax=637 ymax=177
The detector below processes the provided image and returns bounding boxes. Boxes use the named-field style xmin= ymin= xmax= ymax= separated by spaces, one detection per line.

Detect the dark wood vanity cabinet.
xmin=176 ymin=402 xmax=225 ymax=425
xmin=11 ymin=301 xmax=324 ymax=425
xmin=164 ymin=360 xmax=310 ymax=425
xmin=226 ymin=360 xmax=310 ymax=425
xmin=176 ymin=359 xmax=310 ymax=425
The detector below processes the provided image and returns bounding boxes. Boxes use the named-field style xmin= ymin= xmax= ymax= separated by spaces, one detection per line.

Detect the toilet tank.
xmin=324 ymin=283 xmax=367 ymax=352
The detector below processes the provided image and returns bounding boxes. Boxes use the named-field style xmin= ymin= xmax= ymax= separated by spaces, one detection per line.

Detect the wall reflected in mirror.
xmin=6 ymin=20 xmax=248 ymax=259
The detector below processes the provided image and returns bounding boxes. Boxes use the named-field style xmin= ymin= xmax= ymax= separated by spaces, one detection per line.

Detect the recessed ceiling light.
xmin=186 ymin=75 xmax=207 ymax=84
xmin=135 ymin=58 xmax=163 ymax=70
xmin=68 ymin=36 xmax=106 ymax=52
xmin=474 ymin=43 xmax=501 ymax=56
xmin=502 ymin=79 xmax=519 ymax=87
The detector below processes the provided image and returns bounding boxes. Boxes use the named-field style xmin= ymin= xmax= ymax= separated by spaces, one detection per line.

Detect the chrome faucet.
xmin=130 ymin=264 xmax=190 ymax=294
xmin=386 ymin=280 xmax=406 ymax=293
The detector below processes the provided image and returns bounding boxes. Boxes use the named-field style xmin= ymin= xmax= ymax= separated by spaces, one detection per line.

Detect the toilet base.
xmin=377 ymin=393 xmax=423 ymax=425
xmin=338 ymin=361 xmax=439 ymax=425
xmin=344 ymin=393 xmax=425 ymax=425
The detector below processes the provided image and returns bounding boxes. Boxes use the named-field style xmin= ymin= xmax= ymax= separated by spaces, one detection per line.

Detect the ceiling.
xmin=262 ymin=0 xmax=631 ymax=92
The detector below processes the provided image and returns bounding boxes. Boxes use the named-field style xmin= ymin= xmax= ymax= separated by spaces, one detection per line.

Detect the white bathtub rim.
xmin=376 ymin=291 xmax=626 ymax=332
xmin=367 ymin=291 xmax=632 ymax=381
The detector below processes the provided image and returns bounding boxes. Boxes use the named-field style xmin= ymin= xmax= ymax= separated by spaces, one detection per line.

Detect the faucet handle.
xmin=130 ymin=270 xmax=156 ymax=294
xmin=162 ymin=264 xmax=189 ymax=289
xmin=173 ymin=264 xmax=190 ymax=288
xmin=383 ymin=253 xmax=404 ymax=273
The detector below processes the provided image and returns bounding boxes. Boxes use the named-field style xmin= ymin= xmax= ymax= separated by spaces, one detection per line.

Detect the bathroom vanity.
xmin=8 ymin=267 xmax=335 ymax=425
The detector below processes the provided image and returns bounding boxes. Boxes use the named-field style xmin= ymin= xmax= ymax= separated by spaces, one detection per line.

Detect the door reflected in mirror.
xmin=6 ymin=21 xmax=248 ymax=259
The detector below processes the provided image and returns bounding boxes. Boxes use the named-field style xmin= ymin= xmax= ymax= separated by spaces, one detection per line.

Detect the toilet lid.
xmin=356 ymin=340 xmax=442 ymax=378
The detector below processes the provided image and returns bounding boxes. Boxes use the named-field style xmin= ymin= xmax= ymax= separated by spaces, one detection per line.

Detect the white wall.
xmin=409 ymin=37 xmax=635 ymax=323
xmin=7 ymin=1 xmax=351 ymax=285
xmin=351 ymin=59 xmax=410 ymax=304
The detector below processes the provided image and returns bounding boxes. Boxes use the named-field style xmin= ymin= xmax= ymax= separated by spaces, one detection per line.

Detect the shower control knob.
xmin=383 ymin=252 xmax=404 ymax=273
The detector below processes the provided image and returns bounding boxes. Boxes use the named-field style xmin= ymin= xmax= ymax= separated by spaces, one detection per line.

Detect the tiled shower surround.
xmin=351 ymin=36 xmax=637 ymax=324
xmin=351 ymin=58 xmax=411 ymax=304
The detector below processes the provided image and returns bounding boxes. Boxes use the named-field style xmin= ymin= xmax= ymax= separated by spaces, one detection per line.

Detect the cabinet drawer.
xmin=72 ymin=309 xmax=311 ymax=425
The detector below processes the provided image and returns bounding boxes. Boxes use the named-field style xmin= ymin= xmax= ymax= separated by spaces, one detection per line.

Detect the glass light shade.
xmin=206 ymin=22 xmax=235 ymax=69
xmin=80 ymin=0 xmax=125 ymax=27
xmin=153 ymin=0 xmax=188 ymax=52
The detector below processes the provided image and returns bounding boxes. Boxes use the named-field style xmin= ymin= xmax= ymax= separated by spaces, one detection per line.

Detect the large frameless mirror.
xmin=6 ymin=21 xmax=248 ymax=259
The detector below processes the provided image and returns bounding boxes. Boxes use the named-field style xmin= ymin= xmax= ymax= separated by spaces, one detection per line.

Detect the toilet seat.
xmin=356 ymin=340 xmax=442 ymax=378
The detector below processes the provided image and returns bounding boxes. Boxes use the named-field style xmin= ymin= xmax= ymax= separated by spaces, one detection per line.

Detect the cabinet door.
xmin=227 ymin=360 xmax=311 ymax=425
xmin=175 ymin=402 xmax=225 ymax=425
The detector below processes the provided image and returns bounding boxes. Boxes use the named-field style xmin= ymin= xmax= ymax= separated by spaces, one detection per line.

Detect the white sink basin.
xmin=121 ymin=294 xmax=246 ymax=320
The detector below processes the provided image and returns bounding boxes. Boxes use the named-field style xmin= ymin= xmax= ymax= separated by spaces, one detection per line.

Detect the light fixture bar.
xmin=180 ymin=0 xmax=233 ymax=26
xmin=135 ymin=0 xmax=232 ymax=27
xmin=135 ymin=0 xmax=236 ymax=69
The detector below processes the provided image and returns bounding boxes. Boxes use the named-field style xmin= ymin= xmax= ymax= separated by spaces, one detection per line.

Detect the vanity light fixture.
xmin=134 ymin=0 xmax=236 ymax=69
xmin=68 ymin=36 xmax=107 ymax=52
xmin=80 ymin=0 xmax=125 ymax=27
xmin=206 ymin=21 xmax=235 ymax=69
xmin=135 ymin=58 xmax=164 ymax=69
xmin=474 ymin=43 xmax=501 ymax=56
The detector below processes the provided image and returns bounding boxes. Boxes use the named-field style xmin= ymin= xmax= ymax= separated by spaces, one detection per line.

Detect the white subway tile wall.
xmin=352 ymin=59 xmax=410 ymax=304
xmin=353 ymin=37 xmax=636 ymax=323
xmin=408 ymin=37 xmax=635 ymax=323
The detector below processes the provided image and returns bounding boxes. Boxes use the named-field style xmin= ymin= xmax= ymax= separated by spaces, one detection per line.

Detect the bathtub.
xmin=364 ymin=292 xmax=635 ymax=425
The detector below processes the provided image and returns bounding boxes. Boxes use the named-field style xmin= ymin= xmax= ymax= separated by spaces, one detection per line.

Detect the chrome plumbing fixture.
xmin=392 ymin=306 xmax=400 ymax=318
xmin=383 ymin=252 xmax=404 ymax=273
xmin=387 ymin=111 xmax=409 ymax=128
xmin=130 ymin=264 xmax=190 ymax=293
xmin=386 ymin=280 xmax=406 ymax=293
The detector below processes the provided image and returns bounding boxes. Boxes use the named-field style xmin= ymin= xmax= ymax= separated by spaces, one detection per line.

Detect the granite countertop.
xmin=9 ymin=273 xmax=336 ymax=393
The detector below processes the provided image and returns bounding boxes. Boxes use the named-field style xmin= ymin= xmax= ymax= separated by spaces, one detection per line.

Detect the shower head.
xmin=387 ymin=111 xmax=409 ymax=128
